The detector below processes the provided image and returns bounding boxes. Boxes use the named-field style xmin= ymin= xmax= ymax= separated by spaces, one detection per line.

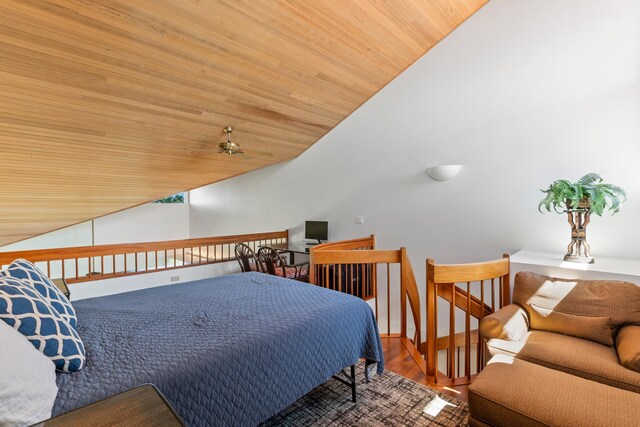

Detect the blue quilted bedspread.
xmin=52 ymin=272 xmax=383 ymax=426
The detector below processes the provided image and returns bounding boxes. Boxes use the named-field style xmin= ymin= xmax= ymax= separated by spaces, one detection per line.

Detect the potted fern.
xmin=538 ymin=173 xmax=626 ymax=263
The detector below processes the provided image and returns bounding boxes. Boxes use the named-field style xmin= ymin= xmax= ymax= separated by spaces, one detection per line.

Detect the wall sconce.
xmin=425 ymin=164 xmax=462 ymax=181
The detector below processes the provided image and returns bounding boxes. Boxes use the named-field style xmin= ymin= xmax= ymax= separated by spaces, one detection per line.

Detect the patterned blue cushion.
xmin=0 ymin=276 xmax=85 ymax=372
xmin=1 ymin=259 xmax=77 ymax=329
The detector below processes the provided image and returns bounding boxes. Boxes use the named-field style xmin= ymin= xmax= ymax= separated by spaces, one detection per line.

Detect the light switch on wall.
xmin=356 ymin=216 xmax=364 ymax=225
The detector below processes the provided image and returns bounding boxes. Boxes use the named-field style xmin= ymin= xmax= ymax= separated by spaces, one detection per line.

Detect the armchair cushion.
xmin=487 ymin=330 xmax=640 ymax=393
xmin=529 ymin=303 xmax=613 ymax=346
xmin=617 ymin=325 xmax=640 ymax=373
xmin=512 ymin=272 xmax=640 ymax=344
xmin=469 ymin=354 xmax=640 ymax=427
xmin=479 ymin=304 xmax=529 ymax=341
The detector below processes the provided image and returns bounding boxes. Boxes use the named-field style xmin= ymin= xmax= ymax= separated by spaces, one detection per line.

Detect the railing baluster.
xmin=372 ymin=257 xmax=378 ymax=300
xmin=433 ymin=281 xmax=438 ymax=382
xmin=362 ymin=263 xmax=367 ymax=299
xmin=479 ymin=280 xmax=486 ymax=370
xmin=465 ymin=281 xmax=471 ymax=380
xmin=446 ymin=348 xmax=449 ymax=377
xmin=324 ymin=264 xmax=329 ymax=288
xmin=386 ymin=263 xmax=390 ymax=336
xmin=449 ymin=283 xmax=455 ymax=381
xmin=373 ymin=264 xmax=378 ymax=321
xmin=491 ymin=277 xmax=496 ymax=311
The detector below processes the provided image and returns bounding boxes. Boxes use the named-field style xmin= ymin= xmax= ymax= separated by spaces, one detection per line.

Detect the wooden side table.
xmin=52 ymin=278 xmax=71 ymax=299
xmin=33 ymin=384 xmax=185 ymax=427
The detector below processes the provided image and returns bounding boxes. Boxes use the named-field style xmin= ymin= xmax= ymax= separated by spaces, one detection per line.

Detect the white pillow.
xmin=0 ymin=320 xmax=58 ymax=426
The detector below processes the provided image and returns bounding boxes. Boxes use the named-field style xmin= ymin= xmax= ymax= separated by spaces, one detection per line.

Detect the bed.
xmin=52 ymin=272 xmax=384 ymax=426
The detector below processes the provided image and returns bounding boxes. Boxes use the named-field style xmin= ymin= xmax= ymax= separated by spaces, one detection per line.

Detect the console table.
xmin=268 ymin=241 xmax=314 ymax=264
xmin=34 ymin=384 xmax=184 ymax=426
xmin=511 ymin=250 xmax=640 ymax=285
xmin=52 ymin=278 xmax=70 ymax=299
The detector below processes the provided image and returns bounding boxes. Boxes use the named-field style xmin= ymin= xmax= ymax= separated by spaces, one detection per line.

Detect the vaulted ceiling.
xmin=0 ymin=0 xmax=486 ymax=246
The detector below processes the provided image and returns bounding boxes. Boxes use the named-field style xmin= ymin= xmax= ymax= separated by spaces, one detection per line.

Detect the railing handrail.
xmin=0 ymin=230 xmax=289 ymax=284
xmin=0 ymin=231 xmax=288 ymax=264
xmin=311 ymin=249 xmax=402 ymax=265
xmin=312 ymin=235 xmax=375 ymax=252
xmin=432 ymin=257 xmax=510 ymax=287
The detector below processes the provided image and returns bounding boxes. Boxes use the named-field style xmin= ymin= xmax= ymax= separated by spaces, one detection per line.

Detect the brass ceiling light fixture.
xmin=218 ymin=126 xmax=244 ymax=155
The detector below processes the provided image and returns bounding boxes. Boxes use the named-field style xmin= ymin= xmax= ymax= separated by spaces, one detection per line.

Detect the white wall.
xmin=190 ymin=0 xmax=640 ymax=334
xmin=191 ymin=0 xmax=640 ymax=261
xmin=93 ymin=203 xmax=189 ymax=245
xmin=0 ymin=201 xmax=193 ymax=299
xmin=0 ymin=202 xmax=190 ymax=252
xmin=0 ymin=221 xmax=93 ymax=252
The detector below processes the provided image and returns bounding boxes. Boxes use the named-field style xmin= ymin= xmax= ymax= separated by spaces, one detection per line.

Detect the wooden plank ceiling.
xmin=0 ymin=0 xmax=486 ymax=246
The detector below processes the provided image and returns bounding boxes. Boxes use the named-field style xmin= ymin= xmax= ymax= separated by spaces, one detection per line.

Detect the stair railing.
xmin=310 ymin=236 xmax=423 ymax=371
xmin=426 ymin=254 xmax=510 ymax=385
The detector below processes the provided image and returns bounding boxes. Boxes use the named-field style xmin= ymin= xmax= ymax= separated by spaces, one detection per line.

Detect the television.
xmin=305 ymin=221 xmax=328 ymax=243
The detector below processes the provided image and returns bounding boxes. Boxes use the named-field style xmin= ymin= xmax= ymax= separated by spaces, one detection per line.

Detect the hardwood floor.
xmin=381 ymin=337 xmax=469 ymax=402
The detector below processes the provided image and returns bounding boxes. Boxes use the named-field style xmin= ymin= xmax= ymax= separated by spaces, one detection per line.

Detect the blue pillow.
xmin=0 ymin=276 xmax=85 ymax=372
xmin=1 ymin=259 xmax=77 ymax=329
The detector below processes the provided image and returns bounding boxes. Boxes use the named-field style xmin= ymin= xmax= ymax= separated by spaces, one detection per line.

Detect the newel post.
xmin=308 ymin=245 xmax=316 ymax=285
xmin=501 ymin=253 xmax=511 ymax=307
xmin=425 ymin=258 xmax=437 ymax=379
xmin=400 ymin=247 xmax=408 ymax=339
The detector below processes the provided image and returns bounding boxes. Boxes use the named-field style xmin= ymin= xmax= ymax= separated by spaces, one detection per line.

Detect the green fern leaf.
xmin=578 ymin=173 xmax=602 ymax=185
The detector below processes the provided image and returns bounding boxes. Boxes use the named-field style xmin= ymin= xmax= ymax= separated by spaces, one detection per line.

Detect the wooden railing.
xmin=309 ymin=236 xmax=377 ymax=300
xmin=0 ymin=231 xmax=288 ymax=283
xmin=310 ymin=236 xmax=424 ymax=373
xmin=425 ymin=255 xmax=510 ymax=386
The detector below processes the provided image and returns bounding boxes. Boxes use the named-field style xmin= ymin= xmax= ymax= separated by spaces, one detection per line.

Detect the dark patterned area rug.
xmin=261 ymin=363 xmax=468 ymax=426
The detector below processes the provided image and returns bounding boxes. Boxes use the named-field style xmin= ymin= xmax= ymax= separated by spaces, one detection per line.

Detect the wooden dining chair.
xmin=234 ymin=243 xmax=261 ymax=273
xmin=257 ymin=246 xmax=309 ymax=282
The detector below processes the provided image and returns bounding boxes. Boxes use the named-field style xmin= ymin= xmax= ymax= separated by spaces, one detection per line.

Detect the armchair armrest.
xmin=616 ymin=325 xmax=640 ymax=372
xmin=480 ymin=304 xmax=529 ymax=341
